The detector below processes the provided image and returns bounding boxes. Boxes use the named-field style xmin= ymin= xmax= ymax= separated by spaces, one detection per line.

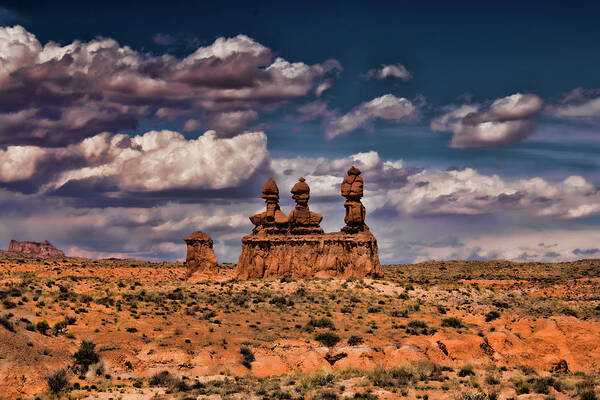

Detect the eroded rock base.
xmin=235 ymin=231 xmax=383 ymax=279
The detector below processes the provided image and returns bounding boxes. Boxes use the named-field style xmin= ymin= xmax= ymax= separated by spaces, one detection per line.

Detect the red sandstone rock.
xmin=288 ymin=177 xmax=323 ymax=234
xmin=249 ymin=178 xmax=289 ymax=234
xmin=235 ymin=231 xmax=383 ymax=279
xmin=235 ymin=168 xmax=382 ymax=279
xmin=183 ymin=231 xmax=218 ymax=279
xmin=7 ymin=240 xmax=65 ymax=258
xmin=341 ymin=166 xmax=368 ymax=233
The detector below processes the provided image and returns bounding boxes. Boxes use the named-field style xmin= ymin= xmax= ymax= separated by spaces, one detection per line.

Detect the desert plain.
xmin=0 ymin=257 xmax=599 ymax=400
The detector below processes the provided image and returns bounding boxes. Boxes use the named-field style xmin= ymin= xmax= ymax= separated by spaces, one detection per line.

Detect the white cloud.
xmin=46 ymin=130 xmax=269 ymax=191
xmin=326 ymin=94 xmax=419 ymax=139
xmin=0 ymin=145 xmax=47 ymax=181
xmin=431 ymin=93 xmax=543 ymax=147
xmin=366 ymin=63 xmax=412 ymax=81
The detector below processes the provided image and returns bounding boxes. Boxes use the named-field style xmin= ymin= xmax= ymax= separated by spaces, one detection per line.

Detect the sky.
xmin=0 ymin=0 xmax=599 ymax=263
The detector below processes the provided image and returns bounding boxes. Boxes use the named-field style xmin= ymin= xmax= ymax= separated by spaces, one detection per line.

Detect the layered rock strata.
xmin=183 ymin=231 xmax=218 ymax=278
xmin=7 ymin=240 xmax=65 ymax=258
xmin=236 ymin=230 xmax=382 ymax=279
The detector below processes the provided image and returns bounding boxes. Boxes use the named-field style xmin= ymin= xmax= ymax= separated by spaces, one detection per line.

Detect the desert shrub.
xmin=514 ymin=380 xmax=530 ymax=394
xmin=485 ymin=311 xmax=501 ymax=322
xmin=306 ymin=317 xmax=335 ymax=331
xmin=36 ymin=320 xmax=50 ymax=335
xmin=73 ymin=340 xmax=100 ymax=373
xmin=390 ymin=309 xmax=409 ymax=318
xmin=47 ymin=369 xmax=69 ymax=393
xmin=53 ymin=320 xmax=68 ymax=335
xmin=240 ymin=346 xmax=255 ymax=368
xmin=353 ymin=392 xmax=378 ymax=400
xmin=150 ymin=370 xmax=175 ymax=386
xmin=347 ymin=334 xmax=364 ymax=346
xmin=532 ymin=376 xmax=561 ymax=394
xmin=269 ymin=296 xmax=291 ymax=306
xmin=368 ymin=365 xmax=413 ymax=387
xmin=315 ymin=331 xmax=340 ymax=348
xmin=581 ymin=391 xmax=598 ymax=400
xmin=441 ymin=317 xmax=464 ymax=328
xmin=0 ymin=314 xmax=15 ymax=332
xmin=314 ymin=390 xmax=339 ymax=400
xmin=3 ymin=299 xmax=16 ymax=309
xmin=458 ymin=365 xmax=475 ymax=377
xmin=485 ymin=375 xmax=500 ymax=385
xmin=408 ymin=320 xmax=427 ymax=329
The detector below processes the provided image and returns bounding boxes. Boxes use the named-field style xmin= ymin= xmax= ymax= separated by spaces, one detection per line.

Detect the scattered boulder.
xmin=183 ymin=231 xmax=218 ymax=279
xmin=6 ymin=240 xmax=65 ymax=258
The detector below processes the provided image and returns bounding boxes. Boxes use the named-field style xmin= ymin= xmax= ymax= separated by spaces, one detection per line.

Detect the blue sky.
xmin=0 ymin=1 xmax=599 ymax=262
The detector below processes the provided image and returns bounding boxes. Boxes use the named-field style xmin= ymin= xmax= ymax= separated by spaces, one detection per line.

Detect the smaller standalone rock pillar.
xmin=183 ymin=231 xmax=218 ymax=279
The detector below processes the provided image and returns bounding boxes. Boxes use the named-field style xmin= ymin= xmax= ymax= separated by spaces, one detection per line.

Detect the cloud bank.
xmin=0 ymin=25 xmax=340 ymax=146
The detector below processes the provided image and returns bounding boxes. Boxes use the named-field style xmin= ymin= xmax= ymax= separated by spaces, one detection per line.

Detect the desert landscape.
xmin=1 ymin=256 xmax=599 ymax=399
xmin=2 ymin=2 xmax=600 ymax=400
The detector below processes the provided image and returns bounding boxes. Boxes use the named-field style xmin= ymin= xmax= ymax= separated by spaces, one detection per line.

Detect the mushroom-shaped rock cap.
xmin=347 ymin=166 xmax=361 ymax=176
xmin=262 ymin=178 xmax=279 ymax=196
xmin=291 ymin=177 xmax=310 ymax=195
xmin=184 ymin=231 xmax=214 ymax=244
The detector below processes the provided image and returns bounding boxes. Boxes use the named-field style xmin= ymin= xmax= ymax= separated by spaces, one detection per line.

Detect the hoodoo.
xmin=183 ymin=231 xmax=218 ymax=279
xmin=235 ymin=168 xmax=382 ymax=279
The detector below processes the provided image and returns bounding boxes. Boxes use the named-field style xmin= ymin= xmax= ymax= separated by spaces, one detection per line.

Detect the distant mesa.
xmin=4 ymin=239 xmax=66 ymax=259
xmin=183 ymin=231 xmax=218 ymax=279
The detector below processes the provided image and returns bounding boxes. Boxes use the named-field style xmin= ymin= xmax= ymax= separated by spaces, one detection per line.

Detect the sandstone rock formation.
xmin=235 ymin=174 xmax=383 ymax=279
xmin=249 ymin=178 xmax=289 ymax=234
xmin=183 ymin=231 xmax=218 ymax=279
xmin=341 ymin=166 xmax=368 ymax=233
xmin=7 ymin=240 xmax=65 ymax=258
xmin=288 ymin=177 xmax=323 ymax=234
xmin=236 ymin=230 xmax=382 ymax=279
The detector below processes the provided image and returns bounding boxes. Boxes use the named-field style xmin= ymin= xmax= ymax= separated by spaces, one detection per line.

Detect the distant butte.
xmin=3 ymin=239 xmax=66 ymax=259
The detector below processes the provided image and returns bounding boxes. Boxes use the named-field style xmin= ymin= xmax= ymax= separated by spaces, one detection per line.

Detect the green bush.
xmin=458 ymin=365 xmax=475 ymax=377
xmin=306 ymin=317 xmax=335 ymax=331
xmin=36 ymin=320 xmax=50 ymax=335
xmin=314 ymin=331 xmax=341 ymax=348
xmin=347 ymin=334 xmax=364 ymax=346
xmin=47 ymin=369 xmax=69 ymax=393
xmin=240 ymin=346 xmax=255 ymax=369
xmin=441 ymin=317 xmax=464 ymax=328
xmin=0 ymin=314 xmax=15 ymax=332
xmin=73 ymin=340 xmax=100 ymax=373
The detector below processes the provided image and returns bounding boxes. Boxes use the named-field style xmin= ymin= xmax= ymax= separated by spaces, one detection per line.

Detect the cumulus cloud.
xmin=431 ymin=93 xmax=543 ymax=147
xmin=377 ymin=168 xmax=600 ymax=219
xmin=366 ymin=63 xmax=412 ymax=81
xmin=326 ymin=94 xmax=420 ymax=139
xmin=0 ymin=25 xmax=341 ymax=146
xmin=43 ymin=130 xmax=269 ymax=192
xmin=0 ymin=146 xmax=47 ymax=181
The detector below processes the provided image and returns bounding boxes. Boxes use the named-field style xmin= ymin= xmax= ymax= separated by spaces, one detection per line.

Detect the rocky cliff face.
xmin=235 ymin=231 xmax=382 ymax=279
xmin=183 ymin=231 xmax=218 ymax=279
xmin=7 ymin=240 xmax=66 ymax=258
